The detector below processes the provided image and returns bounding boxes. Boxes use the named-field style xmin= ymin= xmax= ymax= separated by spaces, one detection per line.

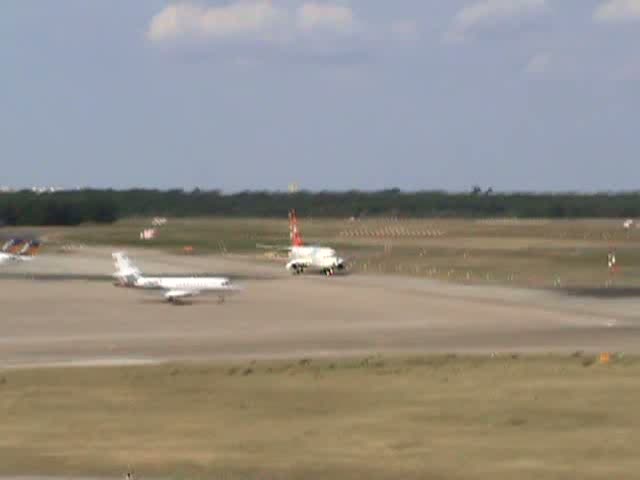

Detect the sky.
xmin=1 ymin=0 xmax=639 ymax=192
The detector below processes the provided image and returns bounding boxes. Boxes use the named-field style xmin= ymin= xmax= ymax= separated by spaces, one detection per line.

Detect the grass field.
xmin=1 ymin=355 xmax=638 ymax=479
xmin=6 ymin=216 xmax=640 ymax=288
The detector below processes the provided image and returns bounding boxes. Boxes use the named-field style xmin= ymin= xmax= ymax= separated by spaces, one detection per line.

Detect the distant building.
xmin=288 ymin=182 xmax=300 ymax=194
xmin=140 ymin=228 xmax=157 ymax=240
xmin=31 ymin=186 xmax=63 ymax=194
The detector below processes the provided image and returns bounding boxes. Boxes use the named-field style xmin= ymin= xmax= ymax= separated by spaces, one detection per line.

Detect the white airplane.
xmin=0 ymin=239 xmax=40 ymax=265
xmin=260 ymin=210 xmax=346 ymax=276
xmin=112 ymin=251 xmax=239 ymax=304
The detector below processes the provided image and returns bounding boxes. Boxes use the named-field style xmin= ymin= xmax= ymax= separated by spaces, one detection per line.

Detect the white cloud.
xmin=146 ymin=1 xmax=415 ymax=63
xmin=446 ymin=0 xmax=547 ymax=42
xmin=147 ymin=1 xmax=360 ymax=44
xmin=524 ymin=52 xmax=551 ymax=74
xmin=593 ymin=0 xmax=640 ymax=22
xmin=297 ymin=3 xmax=355 ymax=33
xmin=147 ymin=1 xmax=284 ymax=43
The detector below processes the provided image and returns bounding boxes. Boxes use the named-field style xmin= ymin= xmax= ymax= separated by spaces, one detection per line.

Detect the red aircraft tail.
xmin=289 ymin=209 xmax=304 ymax=247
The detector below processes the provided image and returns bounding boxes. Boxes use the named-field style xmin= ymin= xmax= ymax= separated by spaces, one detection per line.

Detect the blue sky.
xmin=1 ymin=0 xmax=639 ymax=192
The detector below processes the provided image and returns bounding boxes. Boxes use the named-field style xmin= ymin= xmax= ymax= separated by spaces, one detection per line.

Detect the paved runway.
xmin=2 ymin=247 xmax=640 ymax=368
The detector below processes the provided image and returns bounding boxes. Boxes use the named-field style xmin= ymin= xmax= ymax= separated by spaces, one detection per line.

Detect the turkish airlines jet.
xmin=0 ymin=239 xmax=40 ymax=265
xmin=112 ymin=252 xmax=238 ymax=304
xmin=260 ymin=210 xmax=346 ymax=276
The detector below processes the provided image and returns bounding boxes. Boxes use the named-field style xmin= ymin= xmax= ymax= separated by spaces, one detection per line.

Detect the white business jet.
xmin=112 ymin=251 xmax=238 ymax=304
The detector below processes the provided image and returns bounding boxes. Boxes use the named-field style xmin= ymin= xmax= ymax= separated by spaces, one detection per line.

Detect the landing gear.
xmin=167 ymin=296 xmax=185 ymax=305
xmin=217 ymin=295 xmax=225 ymax=304
xmin=324 ymin=268 xmax=335 ymax=276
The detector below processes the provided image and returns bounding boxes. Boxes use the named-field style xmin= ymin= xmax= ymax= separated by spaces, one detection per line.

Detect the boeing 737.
xmin=259 ymin=210 xmax=346 ymax=276
xmin=112 ymin=252 xmax=238 ymax=304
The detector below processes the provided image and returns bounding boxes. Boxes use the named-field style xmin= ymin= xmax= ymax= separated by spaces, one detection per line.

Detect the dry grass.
xmin=1 ymin=355 xmax=639 ymax=479
xmin=11 ymin=217 xmax=640 ymax=288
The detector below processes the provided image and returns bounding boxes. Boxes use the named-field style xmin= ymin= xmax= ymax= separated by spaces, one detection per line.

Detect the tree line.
xmin=2 ymin=188 xmax=640 ymax=226
xmin=0 ymin=190 xmax=118 ymax=226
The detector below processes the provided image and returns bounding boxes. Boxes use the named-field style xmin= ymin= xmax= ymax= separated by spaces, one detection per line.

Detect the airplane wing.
xmin=163 ymin=289 xmax=199 ymax=301
xmin=256 ymin=243 xmax=292 ymax=252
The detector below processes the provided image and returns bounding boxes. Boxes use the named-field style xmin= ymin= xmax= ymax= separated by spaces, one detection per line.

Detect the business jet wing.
xmin=164 ymin=289 xmax=200 ymax=298
xmin=163 ymin=289 xmax=199 ymax=300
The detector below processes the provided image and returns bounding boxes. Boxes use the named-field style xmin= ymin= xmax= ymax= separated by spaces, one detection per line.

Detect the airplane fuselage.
xmin=0 ymin=252 xmax=32 ymax=264
xmin=286 ymin=245 xmax=345 ymax=274
xmin=134 ymin=276 xmax=231 ymax=291
xmin=116 ymin=274 xmax=235 ymax=302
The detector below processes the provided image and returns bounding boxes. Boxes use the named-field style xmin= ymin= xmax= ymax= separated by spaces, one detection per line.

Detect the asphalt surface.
xmin=2 ymin=246 xmax=640 ymax=368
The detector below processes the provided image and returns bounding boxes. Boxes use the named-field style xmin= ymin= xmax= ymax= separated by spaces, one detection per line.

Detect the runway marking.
xmin=2 ymin=358 xmax=161 ymax=369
